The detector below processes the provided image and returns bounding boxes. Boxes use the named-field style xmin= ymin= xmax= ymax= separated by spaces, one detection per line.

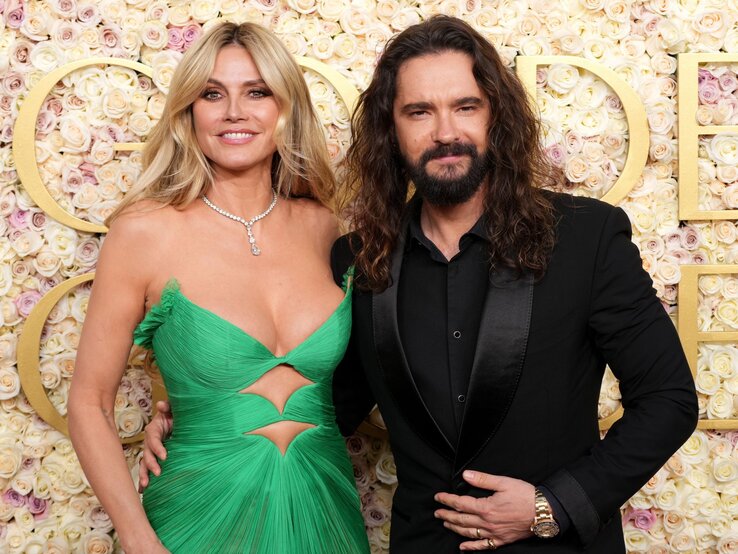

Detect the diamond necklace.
xmin=202 ymin=189 xmax=278 ymax=256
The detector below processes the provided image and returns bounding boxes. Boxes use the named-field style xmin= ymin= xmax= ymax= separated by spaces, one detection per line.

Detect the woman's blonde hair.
xmin=108 ymin=21 xmax=335 ymax=223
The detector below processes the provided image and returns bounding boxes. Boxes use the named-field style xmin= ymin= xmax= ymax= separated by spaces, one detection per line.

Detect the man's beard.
xmin=404 ymin=142 xmax=489 ymax=206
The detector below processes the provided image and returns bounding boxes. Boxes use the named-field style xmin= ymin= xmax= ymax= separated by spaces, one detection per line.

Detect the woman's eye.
xmin=202 ymin=90 xmax=222 ymax=100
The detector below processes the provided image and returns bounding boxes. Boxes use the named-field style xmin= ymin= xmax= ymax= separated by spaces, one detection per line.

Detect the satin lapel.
xmin=453 ymin=268 xmax=534 ymax=474
xmin=372 ymin=230 xmax=455 ymax=460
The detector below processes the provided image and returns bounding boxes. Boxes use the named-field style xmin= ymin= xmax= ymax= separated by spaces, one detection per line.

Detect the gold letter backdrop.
xmin=1 ymin=1 xmax=737 ymax=552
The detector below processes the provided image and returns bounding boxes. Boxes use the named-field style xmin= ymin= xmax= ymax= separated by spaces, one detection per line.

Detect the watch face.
xmin=533 ymin=521 xmax=560 ymax=538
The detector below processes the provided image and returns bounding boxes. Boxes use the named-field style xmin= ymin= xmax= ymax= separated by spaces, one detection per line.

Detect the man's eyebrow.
xmin=399 ymin=101 xmax=433 ymax=113
xmin=399 ymin=97 xmax=484 ymax=113
xmin=453 ymin=96 xmax=484 ymax=107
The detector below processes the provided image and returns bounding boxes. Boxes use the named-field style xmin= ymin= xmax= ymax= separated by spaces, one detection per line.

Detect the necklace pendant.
xmin=251 ymin=245 xmax=261 ymax=256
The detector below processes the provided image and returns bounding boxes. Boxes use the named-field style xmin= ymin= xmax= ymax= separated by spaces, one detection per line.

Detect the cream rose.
xmin=716 ymin=299 xmax=738 ymax=329
xmin=707 ymin=389 xmax=734 ymax=419
xmin=59 ymin=114 xmax=92 ymax=153
xmin=709 ymin=135 xmax=738 ymax=165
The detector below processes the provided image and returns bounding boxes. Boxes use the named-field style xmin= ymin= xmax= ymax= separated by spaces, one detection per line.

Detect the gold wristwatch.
xmin=530 ymin=488 xmax=560 ymax=538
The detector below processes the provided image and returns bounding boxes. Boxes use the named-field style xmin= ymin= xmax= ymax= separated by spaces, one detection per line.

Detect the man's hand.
xmin=434 ymin=470 xmax=536 ymax=550
xmin=137 ymin=400 xmax=173 ymax=492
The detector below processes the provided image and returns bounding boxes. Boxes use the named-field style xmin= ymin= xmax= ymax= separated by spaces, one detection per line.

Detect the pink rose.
xmin=97 ymin=123 xmax=125 ymax=143
xmin=545 ymin=143 xmax=566 ymax=168
xmin=698 ymin=68 xmax=717 ymax=84
xmin=0 ymin=124 xmax=12 ymax=142
xmin=45 ymin=97 xmax=63 ymax=116
xmin=11 ymin=38 xmax=31 ymax=66
xmin=535 ymin=67 xmax=547 ymax=86
xmin=77 ymin=4 xmax=101 ymax=26
xmin=0 ymin=95 xmax=13 ymax=115
xmin=167 ymin=27 xmax=185 ymax=52
xmin=8 ymin=209 xmax=29 ymax=229
xmin=5 ymin=0 xmax=24 ymax=29
xmin=345 ymin=435 xmax=369 ymax=456
xmin=99 ymin=24 xmax=121 ymax=49
xmin=719 ymin=72 xmax=738 ymax=93
xmin=2 ymin=489 xmax=26 ymax=507
xmin=699 ymin=79 xmax=721 ymax=105
xmin=362 ymin=500 xmax=390 ymax=528
xmin=183 ymin=23 xmax=202 ymax=46
xmin=137 ymin=75 xmax=154 ymax=93
xmin=624 ymin=508 xmax=656 ymax=531
xmin=27 ymin=495 xmax=49 ymax=519
xmin=36 ymin=108 xmax=56 ymax=135
xmin=39 ymin=276 xmax=61 ymax=294
xmin=15 ymin=290 xmax=42 ymax=317
xmin=691 ymin=252 xmax=708 ymax=264
xmin=2 ymin=72 xmax=25 ymax=96
xmin=30 ymin=211 xmax=46 ymax=231
xmin=680 ymin=227 xmax=701 ymax=250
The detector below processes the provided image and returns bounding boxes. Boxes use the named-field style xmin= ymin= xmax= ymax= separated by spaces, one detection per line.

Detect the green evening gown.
xmin=132 ymin=271 xmax=369 ymax=553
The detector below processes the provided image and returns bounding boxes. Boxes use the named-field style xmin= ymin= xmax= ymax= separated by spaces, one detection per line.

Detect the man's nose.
xmin=432 ymin=112 xmax=460 ymax=144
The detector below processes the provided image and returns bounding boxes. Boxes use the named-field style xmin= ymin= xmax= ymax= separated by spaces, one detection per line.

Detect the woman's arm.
xmin=68 ymin=213 xmax=168 ymax=554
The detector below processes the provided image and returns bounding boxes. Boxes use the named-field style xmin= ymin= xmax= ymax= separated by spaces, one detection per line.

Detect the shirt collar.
xmin=406 ymin=197 xmax=488 ymax=254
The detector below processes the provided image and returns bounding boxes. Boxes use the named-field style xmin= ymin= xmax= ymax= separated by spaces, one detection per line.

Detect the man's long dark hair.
xmin=343 ymin=15 xmax=560 ymax=291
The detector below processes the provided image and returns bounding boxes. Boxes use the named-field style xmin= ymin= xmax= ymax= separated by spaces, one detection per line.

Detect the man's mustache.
xmin=419 ymin=143 xmax=478 ymax=166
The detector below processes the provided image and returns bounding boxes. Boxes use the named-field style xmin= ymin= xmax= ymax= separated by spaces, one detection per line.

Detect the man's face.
xmin=392 ymin=50 xmax=491 ymax=206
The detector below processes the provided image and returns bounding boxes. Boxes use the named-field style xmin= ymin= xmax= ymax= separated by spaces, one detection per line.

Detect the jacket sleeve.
xmin=542 ymin=206 xmax=698 ymax=547
xmin=330 ymin=236 xmax=376 ymax=436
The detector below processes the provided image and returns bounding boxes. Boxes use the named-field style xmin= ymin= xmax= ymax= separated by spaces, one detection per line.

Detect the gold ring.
xmin=476 ymin=528 xmax=482 ymax=539
xmin=487 ymin=537 xmax=497 ymax=550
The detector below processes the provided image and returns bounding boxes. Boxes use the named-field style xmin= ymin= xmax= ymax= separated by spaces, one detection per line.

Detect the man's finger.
xmin=434 ymin=509 xmax=485 ymax=528
xmin=463 ymin=470 xmax=503 ymax=491
xmin=141 ymin=449 xmax=162 ymax=476
xmin=459 ymin=538 xmax=502 ymax=551
xmin=435 ymin=493 xmax=484 ymax=514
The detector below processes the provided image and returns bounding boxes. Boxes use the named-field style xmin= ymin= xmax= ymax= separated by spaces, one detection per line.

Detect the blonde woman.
xmin=68 ymin=22 xmax=369 ymax=554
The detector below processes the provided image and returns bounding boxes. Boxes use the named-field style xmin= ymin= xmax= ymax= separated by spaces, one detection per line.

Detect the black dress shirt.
xmin=398 ymin=204 xmax=489 ymax=445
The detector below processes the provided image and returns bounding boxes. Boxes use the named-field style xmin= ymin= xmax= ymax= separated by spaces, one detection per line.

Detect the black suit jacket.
xmin=332 ymin=193 xmax=698 ymax=553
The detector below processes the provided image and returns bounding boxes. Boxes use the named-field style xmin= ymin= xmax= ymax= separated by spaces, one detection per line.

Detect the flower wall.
xmin=1 ymin=0 xmax=737 ymax=552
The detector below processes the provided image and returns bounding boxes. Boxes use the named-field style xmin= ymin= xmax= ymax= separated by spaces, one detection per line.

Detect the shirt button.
xmin=453 ymin=330 xmax=461 ymax=339
xmin=457 ymin=394 xmax=466 ymax=403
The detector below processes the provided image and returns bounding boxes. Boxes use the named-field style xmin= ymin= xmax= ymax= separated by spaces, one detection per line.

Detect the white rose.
xmin=547 ymin=64 xmax=579 ymax=94
xmin=718 ymin=533 xmax=738 ymax=554
xmin=310 ymin=35 xmax=334 ymax=60
xmin=724 ymin=277 xmax=738 ymax=299
xmin=716 ymin=299 xmax=738 ymax=329
xmin=88 ymin=141 xmax=115 ymax=165
xmin=151 ymin=51 xmax=182 ymax=95
xmin=707 ymin=389 xmax=734 ymax=419
xmin=101 ymin=89 xmax=129 ymax=119
xmin=29 ymin=42 xmax=62 ymax=74
xmin=140 ymin=20 xmax=168 ymax=49
xmin=147 ymin=93 xmax=166 ymax=120
xmin=116 ymin=405 xmax=145 ymax=437
xmin=45 ymin=221 xmax=78 ymax=264
xmin=11 ymin=229 xmax=43 ymax=257
xmin=710 ymin=135 xmax=738 ymax=165
xmin=653 ymin=480 xmax=680 ymax=510
xmin=80 ymin=530 xmax=113 ymax=554
xmin=710 ymin=346 xmax=738 ymax=379
xmin=33 ymin=246 xmax=62 ymax=277
xmin=317 ymin=0 xmax=346 ymax=21
xmin=0 ymin=443 xmax=21 ymax=478
xmin=390 ymin=7 xmax=421 ymax=31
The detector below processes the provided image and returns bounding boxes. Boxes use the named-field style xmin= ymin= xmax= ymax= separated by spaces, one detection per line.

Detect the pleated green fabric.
xmin=132 ymin=270 xmax=369 ymax=553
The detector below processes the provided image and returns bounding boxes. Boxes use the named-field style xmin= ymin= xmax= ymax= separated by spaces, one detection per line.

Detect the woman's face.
xmin=192 ymin=44 xmax=280 ymax=180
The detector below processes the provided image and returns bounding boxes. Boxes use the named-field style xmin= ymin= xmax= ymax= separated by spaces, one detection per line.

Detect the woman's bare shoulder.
xmin=289 ymin=198 xmax=340 ymax=242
